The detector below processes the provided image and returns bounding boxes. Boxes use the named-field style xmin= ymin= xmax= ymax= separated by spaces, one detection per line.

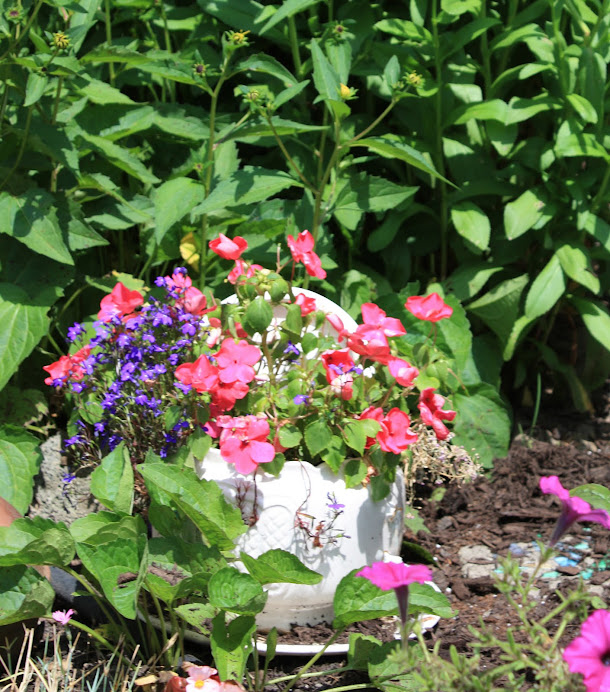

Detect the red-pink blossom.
xmin=387 ymin=357 xmax=419 ymax=388
xmin=287 ymin=230 xmax=326 ymax=280
xmin=98 ymin=283 xmax=144 ymax=322
xmin=209 ymin=233 xmax=248 ymax=261
xmin=361 ymin=303 xmax=406 ymax=337
xmin=563 ymin=610 xmax=610 ymax=692
xmin=43 ymin=345 xmax=91 ymax=386
xmin=325 ymin=313 xmax=350 ymax=342
xmin=295 ymin=292 xmax=317 ymax=316
xmin=175 ymin=355 xmax=219 ymax=393
xmin=347 ymin=324 xmax=391 ymax=362
xmin=377 ymin=408 xmax=417 ymax=454
xmin=180 ymin=286 xmax=209 ymax=316
xmin=227 ymin=259 xmax=262 ymax=285
xmin=540 ymin=476 xmax=610 ymax=546
xmin=216 ymin=339 xmax=262 ymax=384
xmin=211 ymin=380 xmax=250 ymax=411
xmin=358 ymin=406 xmax=385 ymax=449
xmin=217 ymin=415 xmax=275 ymax=474
xmin=418 ymin=388 xmax=456 ymax=440
xmin=405 ymin=293 xmax=453 ymax=322
xmin=321 ymin=349 xmax=356 ymax=400
xmin=356 ymin=561 xmax=432 ymax=590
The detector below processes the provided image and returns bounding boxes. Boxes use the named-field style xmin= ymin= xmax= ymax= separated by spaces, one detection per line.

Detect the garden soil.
xmin=6 ymin=393 xmax=610 ymax=691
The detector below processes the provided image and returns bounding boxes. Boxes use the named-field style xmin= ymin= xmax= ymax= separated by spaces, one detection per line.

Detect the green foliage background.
xmin=0 ymin=0 xmax=609 ymax=475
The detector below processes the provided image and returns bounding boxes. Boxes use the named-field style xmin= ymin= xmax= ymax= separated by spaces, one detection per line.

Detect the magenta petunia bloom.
xmin=418 ymin=388 xmax=456 ymax=441
xmin=360 ymin=303 xmax=406 ymax=337
xmin=563 ymin=610 xmax=610 ymax=691
xmin=217 ymin=415 xmax=275 ymax=475
xmin=356 ymin=561 xmax=432 ymax=591
xmin=52 ymin=608 xmax=75 ymax=625
xmin=287 ymin=230 xmax=326 ymax=280
xmin=540 ymin=476 xmax=610 ymax=546
xmin=216 ymin=338 xmax=262 ymax=385
xmin=405 ymin=293 xmax=453 ymax=322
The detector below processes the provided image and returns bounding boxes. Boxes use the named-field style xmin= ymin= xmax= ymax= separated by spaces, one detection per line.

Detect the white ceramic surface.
xmin=196 ymin=449 xmax=405 ymax=630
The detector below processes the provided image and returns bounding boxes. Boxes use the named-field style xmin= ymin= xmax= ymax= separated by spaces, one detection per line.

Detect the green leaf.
xmin=234 ymin=54 xmax=297 ymax=86
xmin=277 ymin=424 xmax=302 ymax=448
xmin=77 ymin=78 xmax=136 ymax=105
xmin=0 ymin=517 xmax=75 ymax=567
xmin=452 ymin=384 xmax=511 ymax=468
xmin=70 ymin=511 xmax=122 ymax=543
xmin=343 ymin=420 xmax=367 ymax=455
xmin=524 ymin=254 xmax=565 ymax=319
xmin=174 ymin=602 xmax=216 ymax=632
xmin=352 ymin=137 xmax=450 ymax=185
xmin=259 ymin=0 xmax=319 ymax=34
xmin=24 ymin=72 xmax=48 ymax=107
xmin=555 ymin=243 xmax=599 ymax=294
xmin=243 ymin=297 xmax=273 ymax=335
xmin=451 ymin=201 xmax=490 ymax=251
xmin=0 ymin=565 xmax=55 ymax=626
xmin=555 ymin=133 xmax=610 ymax=160
xmin=468 ymin=275 xmax=529 ymax=345
xmin=446 ymin=263 xmax=503 ymax=301
xmin=304 ymin=419 xmax=333 ymax=458
xmin=451 ymin=99 xmax=510 ymax=125
xmin=504 ymin=189 xmax=550 ymax=240
xmin=78 ymin=131 xmax=160 ymax=184
xmin=572 ymin=484 xmax=610 ymax=513
xmin=208 ymin=567 xmax=267 ymax=615
xmin=0 ymin=190 xmax=73 ymax=265
xmin=81 ymin=46 xmax=154 ymax=65
xmin=383 ymin=55 xmax=400 ymax=89
xmin=0 ymin=427 xmax=42 ymax=514
xmin=566 ymin=93 xmax=598 ymax=124
xmin=310 ymin=39 xmax=341 ymax=103
xmin=192 ymin=167 xmax=302 ymax=216
xmin=76 ymin=515 xmax=148 ymax=619
xmin=137 ymin=464 xmax=247 ymax=550
xmin=90 ymin=443 xmax=134 ymax=515
xmin=240 ymin=549 xmax=323 ymax=585
xmin=333 ymin=570 xmax=398 ymax=627
xmin=210 ymin=612 xmax=256 ymax=683
xmin=569 ymin=296 xmax=610 ymax=352
xmin=408 ymin=583 xmax=454 ymax=618
xmin=581 ymin=212 xmax=610 ymax=253
xmin=154 ymin=177 xmax=205 ymax=244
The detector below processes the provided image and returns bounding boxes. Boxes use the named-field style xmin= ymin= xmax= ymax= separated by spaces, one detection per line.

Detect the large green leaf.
xmin=78 ymin=131 xmax=160 ymax=184
xmin=524 ymin=254 xmax=565 ymax=320
xmin=234 ymin=54 xmax=297 ymax=86
xmin=0 ymin=284 xmax=51 ymax=392
xmin=569 ymin=296 xmax=610 ymax=352
xmin=208 ymin=567 xmax=267 ymax=615
xmin=555 ymin=243 xmax=600 ymax=294
xmin=191 ymin=167 xmax=303 ymax=216
xmin=451 ymin=384 xmax=511 ymax=468
xmin=467 ymin=275 xmax=529 ymax=344
xmin=154 ymin=177 xmax=205 ymax=243
xmin=0 ymin=517 xmax=75 ymax=567
xmin=137 ymin=463 xmax=247 ymax=550
xmin=333 ymin=570 xmax=397 ymax=627
xmin=210 ymin=613 xmax=256 ymax=683
xmin=259 ymin=0 xmax=319 ymax=34
xmin=0 ymin=427 xmax=42 ymax=514
xmin=310 ymin=39 xmax=341 ymax=103
xmin=504 ymin=189 xmax=551 ymax=240
xmin=451 ymin=201 xmax=490 ymax=251
xmin=240 ymin=549 xmax=322 ymax=585
xmin=0 ymin=190 xmax=73 ymax=265
xmin=0 ymin=565 xmax=55 ymax=626
xmin=90 ymin=443 xmax=134 ymax=515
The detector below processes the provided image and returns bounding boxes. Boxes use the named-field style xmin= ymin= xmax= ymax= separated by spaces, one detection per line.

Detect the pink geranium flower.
xmin=217 ymin=415 xmax=275 ymax=474
xmin=295 ymin=292 xmax=317 ymax=316
xmin=209 ymin=234 xmax=248 ymax=260
xmin=387 ymin=357 xmax=419 ymax=388
xmin=347 ymin=324 xmax=391 ymax=363
xmin=361 ymin=303 xmax=406 ymax=337
xmin=405 ymin=293 xmax=453 ymax=322
xmin=52 ymin=608 xmax=75 ymax=625
xmin=540 ymin=476 xmax=610 ymax=546
xmin=418 ymin=388 xmax=456 ymax=440
xmin=43 ymin=345 xmax=91 ymax=386
xmin=216 ymin=339 xmax=262 ymax=384
xmin=563 ymin=610 xmax=610 ymax=692
xmin=98 ymin=282 xmax=143 ymax=322
xmin=287 ymin=230 xmax=326 ymax=280
xmin=210 ymin=380 xmax=250 ymax=411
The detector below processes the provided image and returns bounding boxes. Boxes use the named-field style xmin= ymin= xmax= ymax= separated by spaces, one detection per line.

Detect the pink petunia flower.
xmin=563 ymin=610 xmax=610 ymax=692
xmin=217 ymin=415 xmax=275 ymax=474
xmin=376 ymin=408 xmax=418 ymax=454
xmin=356 ymin=560 xmax=432 ymax=628
xmin=418 ymin=388 xmax=456 ymax=441
xmin=98 ymin=282 xmax=143 ymax=322
xmin=405 ymin=293 xmax=453 ymax=322
xmin=209 ymin=234 xmax=248 ymax=261
xmin=52 ymin=608 xmax=75 ymax=625
xmin=287 ymin=230 xmax=326 ymax=280
xmin=540 ymin=476 xmax=610 ymax=546
xmin=294 ymin=292 xmax=317 ymax=316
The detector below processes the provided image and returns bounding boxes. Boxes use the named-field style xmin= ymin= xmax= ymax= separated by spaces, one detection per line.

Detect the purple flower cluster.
xmin=64 ymin=271 xmax=210 ymax=464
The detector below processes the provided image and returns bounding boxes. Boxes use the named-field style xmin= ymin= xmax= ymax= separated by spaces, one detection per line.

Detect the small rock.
xmin=437 ymin=516 xmax=453 ymax=531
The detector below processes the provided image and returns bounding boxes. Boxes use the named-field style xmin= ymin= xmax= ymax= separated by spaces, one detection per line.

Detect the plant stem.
xmin=265 ymin=112 xmax=316 ymax=191
xmin=51 ymin=76 xmax=64 ymax=125
xmin=66 ymin=620 xmax=137 ymax=669
xmin=266 ymin=667 xmax=346 ymax=685
xmin=0 ymin=105 xmax=33 ymax=191
xmin=0 ymin=0 xmax=44 ymax=60
xmin=287 ymin=16 xmax=302 ymax=78
xmin=279 ymin=629 xmax=345 ymax=692
xmin=104 ymin=0 xmax=115 ymax=84
xmin=348 ymin=99 xmax=397 ymax=145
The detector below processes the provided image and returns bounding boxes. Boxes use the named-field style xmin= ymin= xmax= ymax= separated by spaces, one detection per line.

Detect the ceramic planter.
xmin=195 ymin=449 xmax=405 ymax=630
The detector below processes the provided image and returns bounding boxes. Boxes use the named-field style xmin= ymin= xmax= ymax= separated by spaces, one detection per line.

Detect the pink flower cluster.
xmin=97 ymin=282 xmax=143 ymax=322
xmin=43 ymin=345 xmax=91 ymax=386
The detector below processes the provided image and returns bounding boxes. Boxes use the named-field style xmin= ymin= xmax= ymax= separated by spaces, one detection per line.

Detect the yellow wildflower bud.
xmin=339 ymin=83 xmax=351 ymax=100
xmin=52 ymin=31 xmax=70 ymax=50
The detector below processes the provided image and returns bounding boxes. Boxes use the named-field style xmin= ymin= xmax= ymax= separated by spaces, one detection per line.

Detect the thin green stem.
xmin=104 ymin=0 xmax=115 ymax=85
xmin=51 ymin=75 xmax=64 ymax=125
xmin=267 ymin=667 xmax=346 ymax=685
xmin=279 ymin=629 xmax=345 ymax=692
xmin=479 ymin=3 xmax=492 ymax=97
xmin=265 ymin=112 xmax=316 ymax=192
xmin=0 ymin=0 xmax=44 ymax=60
xmin=312 ymin=118 xmax=342 ymax=244
xmin=592 ymin=164 xmax=610 ymax=212
xmin=0 ymin=83 xmax=10 ymax=135
xmin=287 ymin=16 xmax=303 ymax=78
xmin=65 ymin=620 xmax=137 ymax=669
xmin=348 ymin=99 xmax=397 ymax=145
